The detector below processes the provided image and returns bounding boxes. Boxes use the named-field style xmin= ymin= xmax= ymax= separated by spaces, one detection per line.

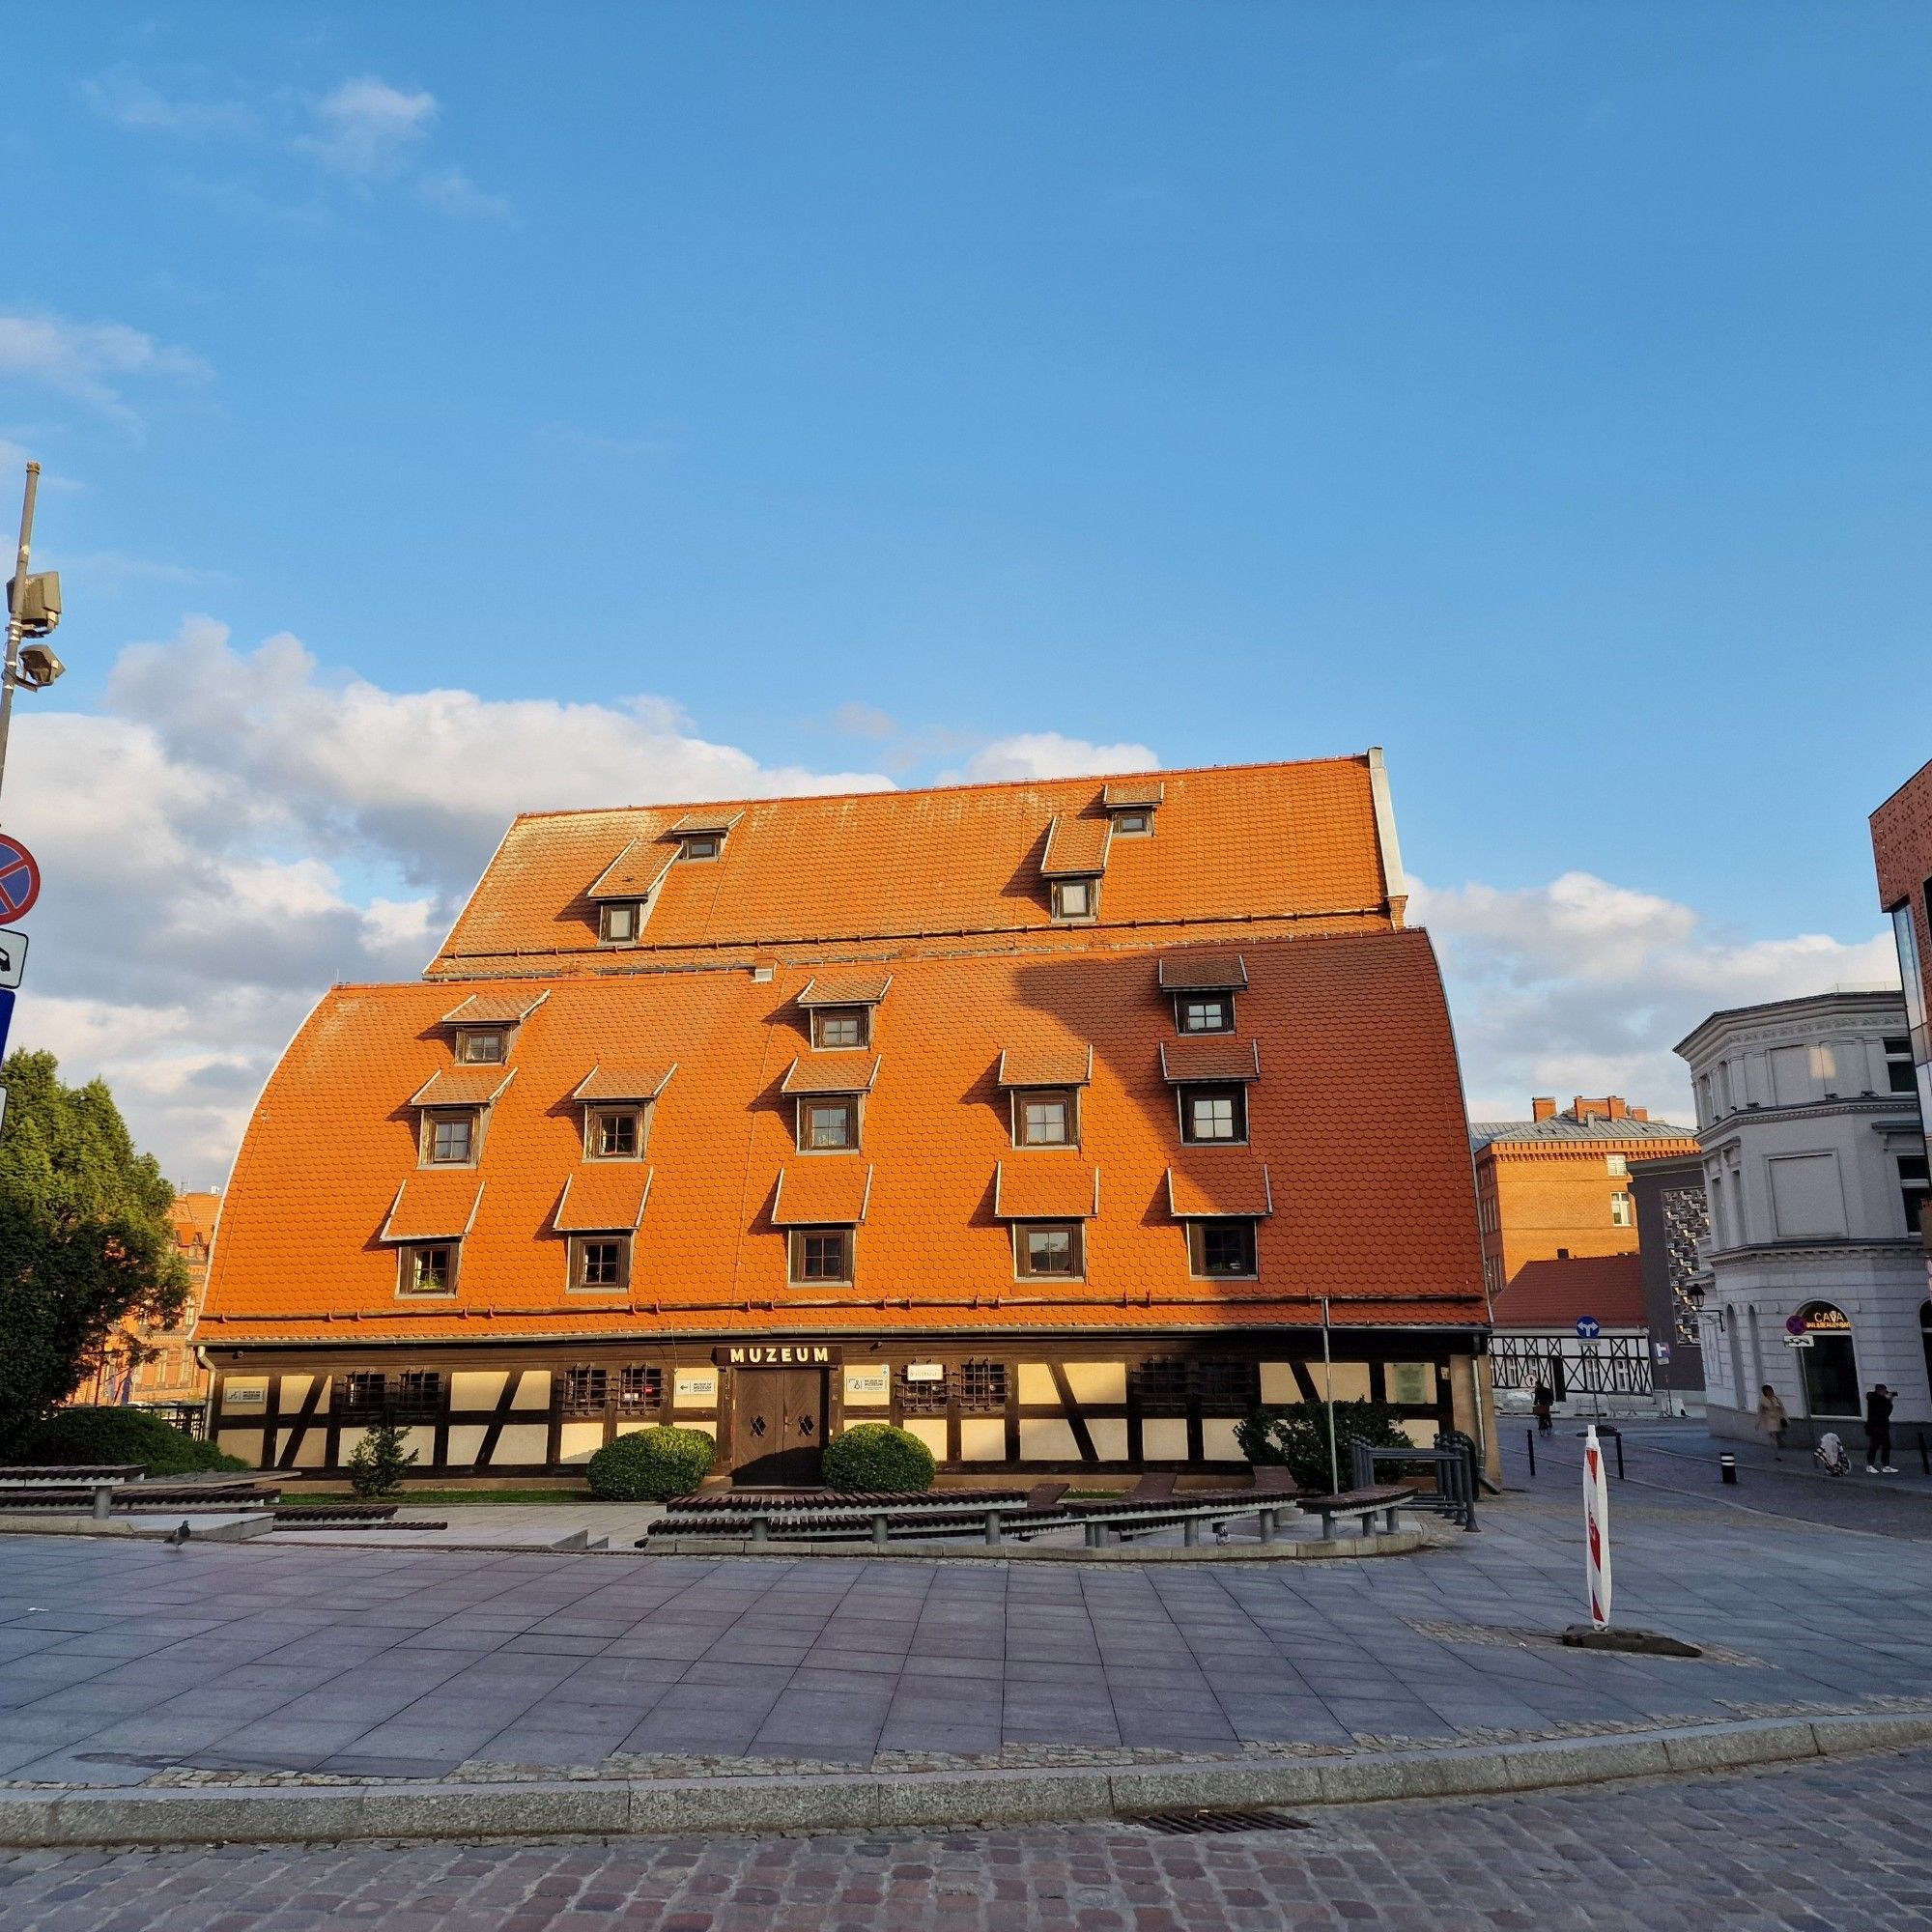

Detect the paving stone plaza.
xmin=1 ymin=1428 xmax=1929 ymax=1924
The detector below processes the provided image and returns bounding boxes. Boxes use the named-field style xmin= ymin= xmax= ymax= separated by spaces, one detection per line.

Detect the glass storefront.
xmin=1798 ymin=1300 xmax=1860 ymax=1417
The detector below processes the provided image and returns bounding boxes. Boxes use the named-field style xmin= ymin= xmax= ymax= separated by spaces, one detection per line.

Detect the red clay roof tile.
xmin=554 ymin=1166 xmax=653 ymax=1233
xmin=1166 ymin=1159 xmax=1274 ymax=1219
xmin=1039 ymin=814 xmax=1113 ymax=878
xmin=380 ymin=1174 xmax=485 ymax=1241
xmin=997 ymin=1043 xmax=1094 ymax=1089
xmin=1159 ymin=1037 xmax=1261 ymax=1083
xmin=780 ymin=1053 xmax=882 ymax=1095
xmin=992 ymin=1159 xmax=1101 ymax=1220
xmin=409 ymin=1067 xmax=517 ymax=1107
xmin=1158 ymin=951 xmax=1249 ymax=991
xmin=795 ymin=971 xmax=894 ymax=1008
xmin=770 ymin=1162 xmax=874 ymax=1226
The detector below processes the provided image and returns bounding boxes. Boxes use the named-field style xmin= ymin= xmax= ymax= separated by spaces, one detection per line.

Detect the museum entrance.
xmin=731 ymin=1368 xmax=827 ymax=1486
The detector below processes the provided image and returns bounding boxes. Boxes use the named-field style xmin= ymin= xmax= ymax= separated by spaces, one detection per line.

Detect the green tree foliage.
xmin=1235 ymin=1399 xmax=1420 ymax=1494
xmin=5 ymin=1407 xmax=243 ymax=1474
xmin=346 ymin=1421 xmax=418 ymax=1498
xmin=0 ymin=1050 xmax=190 ymax=1448
xmin=822 ymin=1422 xmax=936 ymax=1493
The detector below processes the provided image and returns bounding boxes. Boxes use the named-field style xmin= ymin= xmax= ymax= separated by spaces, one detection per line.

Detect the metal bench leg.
xmin=750 ymin=1516 xmax=769 ymax=1543
xmin=1381 ymin=1508 xmax=1399 ymax=1533
xmin=1258 ymin=1507 xmax=1276 ymax=1546
xmin=984 ymin=1511 xmax=1002 ymax=1547
xmin=1320 ymin=1513 xmax=1336 ymax=1540
xmin=871 ymin=1514 xmax=888 ymax=1548
xmin=1085 ymin=1520 xmax=1103 ymax=1549
xmin=1183 ymin=1519 xmax=1200 ymax=1548
xmin=92 ymin=1485 xmax=114 ymax=1522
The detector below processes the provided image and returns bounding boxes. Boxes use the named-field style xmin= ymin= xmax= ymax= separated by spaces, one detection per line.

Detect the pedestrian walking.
xmin=1532 ymin=1378 xmax=1553 ymax=1437
xmin=1756 ymin=1383 xmax=1789 ymax=1456
xmin=1864 ymin=1384 xmax=1897 ymax=1473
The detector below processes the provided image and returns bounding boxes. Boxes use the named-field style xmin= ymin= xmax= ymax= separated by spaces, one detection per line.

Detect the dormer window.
xmin=679 ymin=834 xmax=720 ymax=862
xmin=1015 ymin=1090 xmax=1077 ymax=1148
xmin=601 ymin=900 xmax=641 ymax=944
xmin=801 ymin=1097 xmax=859 ymax=1152
xmin=399 ymin=1242 xmax=457 ymax=1297
xmin=572 ymin=1065 xmax=674 ymax=1160
xmin=811 ymin=1006 xmax=869 ymax=1050
xmin=1101 ymin=781 xmax=1162 ymax=837
xmin=1051 ymin=878 xmax=1097 ymax=923
xmin=780 ymin=1052 xmax=878 ymax=1154
xmin=668 ymin=810 xmax=740 ymax=864
xmin=1181 ymin=1086 xmax=1247 ymax=1145
xmin=586 ymin=1108 xmax=641 ymax=1159
xmin=424 ymin=1110 xmax=478 ymax=1165
xmin=1177 ymin=994 xmax=1235 ymax=1035
xmin=456 ymin=1028 xmax=506 ymax=1065
xmin=1114 ymin=810 xmax=1151 ymax=838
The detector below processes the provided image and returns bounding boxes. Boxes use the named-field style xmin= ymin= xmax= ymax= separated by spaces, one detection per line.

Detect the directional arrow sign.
xmin=1576 ymin=1315 xmax=1602 ymax=1341
xmin=0 ymin=835 xmax=39 ymax=925
xmin=0 ymin=928 xmax=25 ymax=989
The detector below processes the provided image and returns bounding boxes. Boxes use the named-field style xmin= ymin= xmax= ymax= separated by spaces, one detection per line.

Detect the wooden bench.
xmin=1298 ymin=1485 xmax=1414 ymax=1538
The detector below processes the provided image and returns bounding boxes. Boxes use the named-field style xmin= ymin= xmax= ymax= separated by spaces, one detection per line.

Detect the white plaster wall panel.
xmin=958 ymin=1418 xmax=1006 ymax=1462
xmin=1063 ymin=1363 xmax=1125 ymax=1405
xmin=1087 ymin=1419 xmax=1128 ymax=1461
xmin=443 ymin=1425 xmax=487 ymax=1466
xmin=220 ymin=1378 xmax=270 ymax=1413
xmin=1768 ymin=1153 xmax=1846 ymax=1237
xmin=216 ymin=1428 xmax=265 ymax=1465
xmin=1017 ymin=1363 xmax=1058 ymax=1406
xmin=557 ymin=1422 xmax=605 ymax=1465
xmin=1200 ymin=1419 xmax=1243 ymax=1461
xmin=512 ymin=1372 xmax=552 ymax=1409
xmin=1141 ymin=1418 xmax=1188 ymax=1460
xmin=451 ymin=1372 xmax=506 ymax=1410
xmin=904 ymin=1418 xmax=948 ymax=1458
xmin=487 ymin=1422 xmax=549 ymax=1464
xmin=1260 ymin=1363 xmax=1298 ymax=1405
xmin=1017 ymin=1417 xmax=1079 ymax=1461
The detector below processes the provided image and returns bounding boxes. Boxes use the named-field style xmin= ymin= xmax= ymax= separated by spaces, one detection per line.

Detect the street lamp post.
xmin=0 ymin=459 xmax=63 ymax=822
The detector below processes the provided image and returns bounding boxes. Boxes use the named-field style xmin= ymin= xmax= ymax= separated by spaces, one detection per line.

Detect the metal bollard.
xmin=1614 ymin=1434 xmax=1626 ymax=1481
xmin=1182 ymin=1518 xmax=1201 ymax=1548
xmin=871 ymin=1513 xmax=888 ymax=1548
xmin=983 ymin=1509 xmax=1002 ymax=1547
xmin=91 ymin=1484 xmax=114 ymax=1521
xmin=1719 ymin=1453 xmax=1738 ymax=1485
xmin=1258 ymin=1506 xmax=1276 ymax=1546
xmin=1525 ymin=1428 xmax=1536 ymax=1477
xmin=750 ymin=1514 xmax=769 ymax=1542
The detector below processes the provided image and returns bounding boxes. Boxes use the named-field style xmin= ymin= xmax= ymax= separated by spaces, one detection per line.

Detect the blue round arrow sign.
xmin=0 ymin=835 xmax=39 ymax=925
xmin=1576 ymin=1315 xmax=1602 ymax=1340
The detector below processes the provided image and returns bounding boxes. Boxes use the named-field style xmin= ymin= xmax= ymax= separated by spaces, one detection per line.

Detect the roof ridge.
xmin=496 ymin=752 xmax=1373 ymax=827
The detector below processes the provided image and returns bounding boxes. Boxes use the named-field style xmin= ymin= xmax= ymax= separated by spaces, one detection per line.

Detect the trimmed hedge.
xmin=3 ymin=1407 xmax=246 ymax=1476
xmin=822 ymin=1422 xmax=936 ymax=1494
xmin=586 ymin=1425 xmax=716 ymax=1501
xmin=1234 ymin=1399 xmax=1419 ymax=1494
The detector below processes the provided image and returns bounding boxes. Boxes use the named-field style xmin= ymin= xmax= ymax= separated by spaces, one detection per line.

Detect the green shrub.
xmin=2 ymin=1406 xmax=245 ymax=1476
xmin=1235 ymin=1399 xmax=1421 ymax=1494
xmin=587 ymin=1425 xmax=716 ymax=1501
xmin=822 ymin=1422 xmax=936 ymax=1493
xmin=345 ymin=1420 xmax=418 ymax=1498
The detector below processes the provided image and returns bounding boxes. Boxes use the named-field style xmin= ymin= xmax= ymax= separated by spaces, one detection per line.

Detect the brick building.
xmin=197 ymin=753 xmax=1494 ymax=1484
xmin=1471 ymin=1098 xmax=1699 ymax=1406
xmin=76 ymin=1189 xmax=218 ymax=1413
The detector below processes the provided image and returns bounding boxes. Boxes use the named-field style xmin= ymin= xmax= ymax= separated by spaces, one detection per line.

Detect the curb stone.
xmin=0 ymin=1713 xmax=1927 ymax=1850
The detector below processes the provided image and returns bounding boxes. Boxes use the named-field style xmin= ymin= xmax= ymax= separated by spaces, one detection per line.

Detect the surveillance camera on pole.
xmin=0 ymin=463 xmax=61 ymax=810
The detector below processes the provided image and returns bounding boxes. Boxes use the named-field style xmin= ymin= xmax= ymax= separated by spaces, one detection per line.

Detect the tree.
xmin=0 ymin=1050 xmax=189 ymax=1448
xmin=346 ymin=1421 xmax=417 ymax=1498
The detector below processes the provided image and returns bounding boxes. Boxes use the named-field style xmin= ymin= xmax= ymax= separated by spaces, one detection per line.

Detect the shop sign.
xmin=904 ymin=1362 xmax=944 ymax=1381
xmin=674 ymin=1369 xmax=719 ymax=1403
xmin=713 ymin=1343 xmax=841 ymax=1367
xmin=844 ymin=1367 xmax=890 ymax=1399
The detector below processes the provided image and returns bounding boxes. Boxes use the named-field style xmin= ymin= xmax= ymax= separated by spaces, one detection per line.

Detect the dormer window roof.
xmin=1159 ymin=1037 xmax=1261 ymax=1084
xmin=440 ymin=991 xmax=550 ymax=1028
xmin=669 ymin=810 xmax=741 ymax=862
xmin=796 ymin=971 xmax=893 ymax=1009
xmin=555 ymin=1165 xmax=653 ymax=1233
xmin=587 ymin=840 xmax=679 ymax=902
xmin=997 ymin=1043 xmax=1094 ymax=1089
xmin=1101 ymin=780 xmax=1164 ymax=811
xmin=380 ymin=1173 xmax=485 ymax=1242
xmin=781 ymin=1053 xmax=881 ymax=1096
xmin=1039 ymin=814 xmax=1112 ymax=879
xmin=1157 ymin=952 xmax=1249 ymax=993
xmin=410 ymin=1067 xmax=518 ymax=1108
xmin=572 ymin=1065 xmax=677 ymax=1104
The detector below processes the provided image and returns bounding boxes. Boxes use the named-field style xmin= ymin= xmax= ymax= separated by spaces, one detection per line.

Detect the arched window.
xmin=1797 ymin=1301 xmax=1859 ymax=1418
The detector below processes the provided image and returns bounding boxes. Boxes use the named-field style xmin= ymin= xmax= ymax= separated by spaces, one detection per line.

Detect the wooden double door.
xmin=731 ymin=1368 xmax=827 ymax=1487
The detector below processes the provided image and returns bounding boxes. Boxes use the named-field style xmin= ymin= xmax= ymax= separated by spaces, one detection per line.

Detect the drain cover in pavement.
xmin=1136 ymin=1808 xmax=1314 ymax=1836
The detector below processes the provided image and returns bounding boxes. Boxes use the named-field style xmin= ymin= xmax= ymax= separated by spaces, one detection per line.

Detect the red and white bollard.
xmin=1583 ymin=1424 xmax=1613 ymax=1632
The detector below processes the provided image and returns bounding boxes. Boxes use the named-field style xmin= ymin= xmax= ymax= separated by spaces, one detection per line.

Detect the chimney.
xmin=1606 ymin=1096 xmax=1627 ymax=1120
xmin=1631 ymin=1106 xmax=1648 ymax=1122
xmin=1556 ymin=1247 xmax=1571 ymax=1260
xmin=1532 ymin=1097 xmax=1556 ymax=1122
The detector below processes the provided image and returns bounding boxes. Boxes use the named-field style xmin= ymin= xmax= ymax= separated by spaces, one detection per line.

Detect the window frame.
xmin=583 ymin=1105 xmax=646 ymax=1160
xmin=397 ymin=1242 xmax=458 ymax=1299
xmin=957 ymin=1360 xmax=1009 ymax=1413
xmin=421 ymin=1107 xmax=480 ymax=1168
xmin=1610 ymin=1190 xmax=1634 ymax=1228
xmin=1187 ymin=1218 xmax=1259 ymax=1280
xmin=1174 ymin=993 xmax=1236 ymax=1035
xmin=1050 ymin=877 xmax=1098 ymax=923
xmin=598 ymin=899 xmax=641 ymax=945
xmin=1179 ymin=1084 xmax=1248 ymax=1146
xmin=1113 ymin=810 xmax=1152 ymax=838
xmin=1011 ymin=1087 xmax=1079 ymax=1149
xmin=454 ymin=1027 xmax=507 ymax=1065
xmin=788 ymin=1225 xmax=854 ymax=1285
xmin=810 ymin=1006 xmax=871 ymax=1050
xmin=678 ymin=833 xmax=722 ymax=862
xmin=1014 ymin=1221 xmax=1085 ymax=1280
xmin=797 ymin=1094 xmax=862 ymax=1153
xmin=567 ymin=1233 xmax=632 ymax=1293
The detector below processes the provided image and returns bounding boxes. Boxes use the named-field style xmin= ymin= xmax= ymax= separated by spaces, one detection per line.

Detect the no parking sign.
xmin=0 ymin=834 xmax=40 ymax=925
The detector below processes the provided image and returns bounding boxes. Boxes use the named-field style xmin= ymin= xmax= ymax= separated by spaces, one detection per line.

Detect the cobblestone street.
xmin=2 ymin=1745 xmax=1927 ymax=1929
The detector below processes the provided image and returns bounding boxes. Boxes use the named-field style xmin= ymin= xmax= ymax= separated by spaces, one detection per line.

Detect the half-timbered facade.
xmin=197 ymin=751 xmax=1493 ymax=1482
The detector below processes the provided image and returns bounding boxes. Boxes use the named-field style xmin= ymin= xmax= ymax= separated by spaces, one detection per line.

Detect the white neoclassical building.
xmin=1676 ymin=989 xmax=1931 ymax=1449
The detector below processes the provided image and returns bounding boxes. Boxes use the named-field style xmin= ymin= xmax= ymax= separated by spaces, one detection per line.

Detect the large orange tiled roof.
xmin=200 ymin=927 xmax=1485 ymax=1344
xmin=428 ymin=755 xmax=1399 ymax=977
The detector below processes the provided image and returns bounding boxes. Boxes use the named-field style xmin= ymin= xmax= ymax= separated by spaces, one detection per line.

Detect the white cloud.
xmin=1410 ymin=869 xmax=1900 ymax=1124
xmin=82 ymin=72 xmax=258 ymax=139
xmin=416 ymin=165 xmax=513 ymax=221
xmin=958 ymin=731 xmax=1161 ymax=783
xmin=4 ymin=620 xmax=893 ymax=1182
xmin=0 ymin=312 xmax=208 ymax=424
xmin=300 ymin=77 xmax=437 ymax=176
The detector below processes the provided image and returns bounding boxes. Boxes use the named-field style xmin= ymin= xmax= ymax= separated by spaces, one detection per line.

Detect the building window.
xmin=456 ymin=1029 xmax=505 ymax=1065
xmin=1015 ymin=1090 xmax=1076 ymax=1148
xmin=600 ymin=900 xmax=640 ymax=944
xmin=618 ymin=1365 xmax=665 ymax=1412
xmin=1176 ymin=994 xmax=1235 ymax=1035
xmin=584 ymin=1107 xmax=643 ymax=1159
xmin=1900 ymin=1154 xmax=1930 ymax=1235
xmin=1132 ymin=1358 xmax=1190 ymax=1415
xmin=957 ymin=1360 xmax=1008 ymax=1412
xmin=679 ymin=833 xmax=721 ymax=861
xmin=800 ymin=1096 xmax=859 ymax=1151
xmin=1016 ymin=1223 xmax=1083 ymax=1278
xmin=423 ymin=1110 xmax=477 ymax=1165
xmin=1114 ymin=810 xmax=1152 ymax=837
xmin=1050 ymin=878 xmax=1096 ymax=923
xmin=1188 ymin=1219 xmax=1258 ymax=1278
xmin=1605 ymin=1153 xmax=1628 ymax=1177
xmin=561 ymin=1366 xmax=608 ymax=1415
xmin=390 ymin=1370 xmax=443 ymax=1421
xmin=811 ymin=1007 xmax=869 ymax=1050
xmin=789 ymin=1227 xmax=853 ymax=1284
xmin=1886 ymin=1037 xmax=1917 ymax=1094
xmin=335 ymin=1371 xmax=386 ymax=1421
xmin=1193 ymin=1359 xmax=1260 ymax=1415
xmin=399 ymin=1243 xmax=456 ymax=1297
xmin=1181 ymin=1086 xmax=1246 ymax=1144
xmin=1610 ymin=1191 xmax=1634 ymax=1228
xmin=897 ymin=1367 xmax=949 ymax=1415
xmin=569 ymin=1235 xmax=631 ymax=1292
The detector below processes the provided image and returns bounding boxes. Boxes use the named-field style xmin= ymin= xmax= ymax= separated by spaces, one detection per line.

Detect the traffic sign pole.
xmin=0 ymin=461 xmax=39 ymax=822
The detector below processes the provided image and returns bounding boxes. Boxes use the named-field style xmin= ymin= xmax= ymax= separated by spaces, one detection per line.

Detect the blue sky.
xmin=4 ymin=6 xmax=1924 ymax=1179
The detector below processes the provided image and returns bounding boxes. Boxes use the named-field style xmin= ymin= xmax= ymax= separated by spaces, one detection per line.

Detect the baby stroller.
xmin=1814 ymin=1431 xmax=1851 ymax=1477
